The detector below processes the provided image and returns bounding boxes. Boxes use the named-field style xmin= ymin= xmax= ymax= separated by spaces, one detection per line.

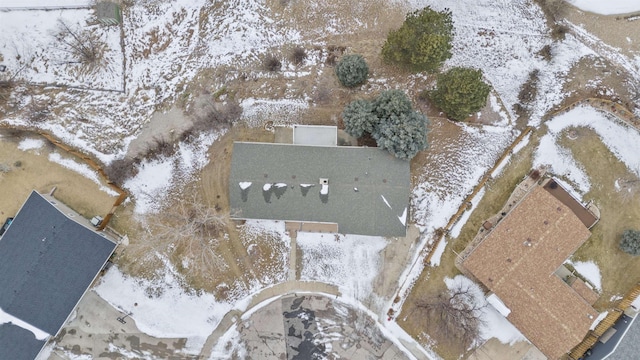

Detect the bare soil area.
xmin=0 ymin=131 xmax=117 ymax=220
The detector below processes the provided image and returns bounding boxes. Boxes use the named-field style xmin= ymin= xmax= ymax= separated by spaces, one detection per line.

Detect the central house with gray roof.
xmin=229 ymin=126 xmax=410 ymax=237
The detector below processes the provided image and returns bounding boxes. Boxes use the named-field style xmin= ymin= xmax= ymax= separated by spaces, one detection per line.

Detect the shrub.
xmin=342 ymin=99 xmax=377 ymax=138
xmin=291 ymin=47 xmax=307 ymax=65
xmin=518 ymin=69 xmax=540 ymax=106
xmin=104 ymin=158 xmax=139 ymax=185
xmin=263 ymin=54 xmax=282 ymax=72
xmin=429 ymin=67 xmax=491 ymax=121
xmin=335 ymin=54 xmax=369 ymax=88
xmin=551 ymin=24 xmax=569 ymax=41
xmin=381 ymin=7 xmax=454 ymax=73
xmin=620 ymin=229 xmax=640 ymax=256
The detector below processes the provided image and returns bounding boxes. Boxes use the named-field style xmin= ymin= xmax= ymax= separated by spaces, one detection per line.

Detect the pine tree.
xmin=342 ymin=99 xmax=377 ymax=138
xmin=372 ymin=89 xmax=413 ymax=120
xmin=335 ymin=54 xmax=369 ymax=88
xmin=430 ymin=67 xmax=491 ymax=121
xmin=381 ymin=7 xmax=454 ymax=73
xmin=373 ymin=111 xmax=429 ymax=160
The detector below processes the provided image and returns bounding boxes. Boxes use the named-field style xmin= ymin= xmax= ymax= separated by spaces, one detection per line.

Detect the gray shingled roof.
xmin=0 ymin=324 xmax=46 ymax=360
xmin=229 ymin=142 xmax=410 ymax=237
xmin=0 ymin=191 xmax=116 ymax=359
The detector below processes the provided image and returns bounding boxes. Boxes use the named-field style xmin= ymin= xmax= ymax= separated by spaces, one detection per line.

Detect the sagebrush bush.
xmin=335 ymin=54 xmax=369 ymax=88
xmin=291 ymin=47 xmax=307 ymax=65
xmin=263 ymin=54 xmax=282 ymax=72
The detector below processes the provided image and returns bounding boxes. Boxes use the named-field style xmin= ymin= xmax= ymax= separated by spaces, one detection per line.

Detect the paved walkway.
xmin=198 ymin=281 xmax=341 ymax=359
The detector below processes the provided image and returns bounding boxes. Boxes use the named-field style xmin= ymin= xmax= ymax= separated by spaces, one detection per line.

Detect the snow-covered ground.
xmin=568 ymin=0 xmax=640 ymax=15
xmin=534 ymin=105 xmax=640 ymax=195
xmin=411 ymin=124 xmax=516 ymax=268
xmin=445 ymin=275 xmax=526 ymax=345
xmin=95 ymin=265 xmax=231 ymax=354
xmin=566 ymin=259 xmax=603 ymax=291
xmin=123 ymin=131 xmax=222 ymax=214
xmin=297 ymin=232 xmax=388 ymax=302
xmin=1 ymin=8 xmax=123 ymax=90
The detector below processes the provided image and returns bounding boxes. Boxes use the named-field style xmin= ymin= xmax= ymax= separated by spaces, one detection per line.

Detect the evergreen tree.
xmin=335 ymin=54 xmax=369 ymax=88
xmin=430 ymin=67 xmax=491 ymax=121
xmin=373 ymin=111 xmax=429 ymax=160
xmin=620 ymin=229 xmax=640 ymax=256
xmin=342 ymin=99 xmax=377 ymax=138
xmin=381 ymin=7 xmax=454 ymax=72
xmin=372 ymin=89 xmax=413 ymax=120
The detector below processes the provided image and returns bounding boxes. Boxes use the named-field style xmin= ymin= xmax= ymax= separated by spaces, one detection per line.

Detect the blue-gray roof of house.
xmin=0 ymin=323 xmax=46 ymax=360
xmin=229 ymin=142 xmax=410 ymax=237
xmin=0 ymin=191 xmax=116 ymax=357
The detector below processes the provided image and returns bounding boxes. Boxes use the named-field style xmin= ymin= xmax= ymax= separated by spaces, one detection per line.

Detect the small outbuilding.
xmin=96 ymin=1 xmax=121 ymax=25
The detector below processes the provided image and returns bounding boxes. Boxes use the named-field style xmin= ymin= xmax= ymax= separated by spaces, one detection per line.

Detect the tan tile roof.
xmin=463 ymin=186 xmax=598 ymax=359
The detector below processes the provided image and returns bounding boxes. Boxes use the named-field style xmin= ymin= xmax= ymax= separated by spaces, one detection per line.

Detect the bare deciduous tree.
xmin=132 ymin=195 xmax=230 ymax=279
xmin=414 ymin=283 xmax=486 ymax=350
xmin=55 ymin=20 xmax=106 ymax=68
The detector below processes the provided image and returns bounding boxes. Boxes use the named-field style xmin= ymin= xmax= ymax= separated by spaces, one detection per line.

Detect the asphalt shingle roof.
xmin=0 ymin=191 xmax=116 ymax=359
xmin=0 ymin=324 xmax=46 ymax=360
xmin=229 ymin=142 xmax=410 ymax=237
xmin=462 ymin=186 xmax=598 ymax=359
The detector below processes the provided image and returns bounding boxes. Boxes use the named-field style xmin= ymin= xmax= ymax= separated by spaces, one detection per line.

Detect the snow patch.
xmin=567 ymin=260 xmax=602 ymax=291
xmin=589 ymin=311 xmax=608 ymax=330
xmin=17 ymin=138 xmax=45 ymax=151
xmin=381 ymin=195 xmax=392 ymax=209
xmin=450 ymin=188 xmax=486 ymax=239
xmin=95 ymin=265 xmax=232 ymax=354
xmin=398 ymin=208 xmax=407 ymax=227
xmin=297 ymin=232 xmax=387 ymax=301
xmin=568 ymin=0 xmax=640 ymax=15
xmin=445 ymin=276 xmax=526 ymax=345
xmin=0 ymin=307 xmax=50 ymax=341
xmin=48 ymin=152 xmax=119 ymax=196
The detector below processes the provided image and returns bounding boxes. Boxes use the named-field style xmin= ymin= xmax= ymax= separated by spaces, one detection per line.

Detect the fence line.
xmin=422 ymin=126 xmax=533 ymax=265
xmin=0 ymin=125 xmax=128 ymax=232
xmin=569 ymin=282 xmax=640 ymax=360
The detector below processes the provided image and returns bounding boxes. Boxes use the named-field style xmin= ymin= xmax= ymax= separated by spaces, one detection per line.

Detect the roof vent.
xmin=319 ymin=178 xmax=329 ymax=185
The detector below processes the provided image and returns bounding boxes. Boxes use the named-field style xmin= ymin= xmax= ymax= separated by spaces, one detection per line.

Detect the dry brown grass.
xmin=558 ymin=127 xmax=640 ymax=309
xmin=399 ymin=134 xmax=537 ymax=359
xmin=0 ymin=131 xmax=117 ymax=220
xmin=117 ymin=125 xmax=289 ymax=297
